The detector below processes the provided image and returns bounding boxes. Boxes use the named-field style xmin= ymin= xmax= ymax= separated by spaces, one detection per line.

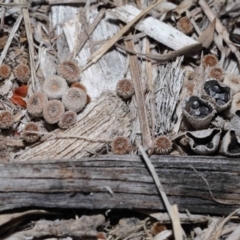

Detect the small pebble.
xmin=192 ymin=100 xmax=200 ymax=109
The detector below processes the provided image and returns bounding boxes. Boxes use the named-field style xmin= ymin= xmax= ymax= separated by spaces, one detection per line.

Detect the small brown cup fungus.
xmin=43 ymin=75 xmax=68 ymax=100
xmin=58 ymin=60 xmax=80 ymax=83
xmin=58 ymin=111 xmax=77 ymax=129
xmin=183 ymin=96 xmax=216 ymax=130
xmin=209 ymin=67 xmax=224 ymax=81
xmin=177 ymin=17 xmax=193 ymax=35
xmin=0 ymin=110 xmax=13 ymax=129
xmin=0 ymin=64 xmax=11 ymax=79
xmin=111 ymin=136 xmax=130 ymax=154
xmin=14 ymin=64 xmax=30 ymax=83
xmin=202 ymin=54 xmax=218 ymax=68
xmin=116 ymin=79 xmax=134 ymax=99
xmin=154 ymin=135 xmax=172 ymax=154
xmin=62 ymin=88 xmax=87 ymax=113
xmin=22 ymin=122 xmax=40 ymax=143
xmin=27 ymin=92 xmax=48 ymax=117
xmin=43 ymin=100 xmax=65 ymax=124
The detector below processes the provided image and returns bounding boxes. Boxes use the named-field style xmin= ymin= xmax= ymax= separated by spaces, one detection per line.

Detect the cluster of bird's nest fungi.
xmin=109 ymin=53 xmax=240 ymax=157
xmin=2 ymin=52 xmax=240 ymax=157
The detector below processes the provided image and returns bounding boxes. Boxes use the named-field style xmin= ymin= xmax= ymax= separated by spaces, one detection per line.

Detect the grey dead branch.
xmin=1 ymin=0 xmax=240 ymax=239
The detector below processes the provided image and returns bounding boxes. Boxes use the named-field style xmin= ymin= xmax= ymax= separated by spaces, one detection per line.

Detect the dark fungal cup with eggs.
xmin=189 ymin=99 xmax=210 ymax=119
xmin=183 ymin=96 xmax=216 ymax=130
xmin=203 ymin=79 xmax=232 ymax=112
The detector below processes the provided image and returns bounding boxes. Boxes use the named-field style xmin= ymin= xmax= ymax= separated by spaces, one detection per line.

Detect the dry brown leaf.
xmin=197 ymin=18 xmax=216 ymax=49
xmin=174 ymin=0 xmax=193 ymax=15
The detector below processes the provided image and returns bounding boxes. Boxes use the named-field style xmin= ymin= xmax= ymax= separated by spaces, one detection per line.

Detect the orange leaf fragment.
xmin=13 ymin=85 xmax=28 ymax=97
xmin=10 ymin=94 xmax=27 ymax=108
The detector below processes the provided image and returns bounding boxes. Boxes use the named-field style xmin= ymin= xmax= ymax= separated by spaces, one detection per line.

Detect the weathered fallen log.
xmin=1 ymin=155 xmax=240 ymax=215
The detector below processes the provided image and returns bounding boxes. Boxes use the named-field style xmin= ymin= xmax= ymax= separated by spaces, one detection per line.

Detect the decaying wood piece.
xmin=15 ymin=92 xmax=131 ymax=161
xmin=2 ymin=155 xmax=240 ymax=215
xmin=111 ymin=4 xmax=198 ymax=50
xmin=154 ymin=56 xmax=184 ymax=134
xmin=4 ymin=214 xmax=105 ymax=240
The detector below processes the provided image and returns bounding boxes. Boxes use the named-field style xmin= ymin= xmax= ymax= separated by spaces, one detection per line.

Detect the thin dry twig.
xmin=137 ymin=144 xmax=184 ymax=240
xmin=212 ymin=208 xmax=240 ymax=240
xmin=125 ymin=37 xmax=152 ymax=149
xmin=24 ymin=130 xmax=113 ymax=143
xmin=172 ymin=205 xmax=183 ymax=240
xmin=18 ymin=0 xmax=39 ymax=91
xmin=191 ymin=165 xmax=239 ymax=205
xmin=82 ymin=0 xmax=163 ymax=70
xmin=0 ymin=14 xmax=23 ymax=65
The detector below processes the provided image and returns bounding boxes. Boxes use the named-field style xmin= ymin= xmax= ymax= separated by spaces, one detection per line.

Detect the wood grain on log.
xmin=1 ymin=155 xmax=240 ymax=215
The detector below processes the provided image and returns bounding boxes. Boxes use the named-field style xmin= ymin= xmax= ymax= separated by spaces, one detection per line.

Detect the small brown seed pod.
xmin=14 ymin=64 xmax=30 ymax=83
xmin=0 ymin=64 xmax=11 ymax=79
xmin=43 ymin=75 xmax=68 ymax=100
xmin=58 ymin=60 xmax=80 ymax=83
xmin=27 ymin=92 xmax=48 ymax=117
xmin=116 ymin=79 xmax=134 ymax=99
xmin=58 ymin=111 xmax=77 ymax=129
xmin=43 ymin=100 xmax=65 ymax=124
xmin=22 ymin=122 xmax=40 ymax=143
xmin=111 ymin=136 xmax=130 ymax=154
xmin=202 ymin=54 xmax=218 ymax=68
xmin=0 ymin=111 xmax=13 ymax=129
xmin=154 ymin=135 xmax=172 ymax=154
xmin=177 ymin=17 xmax=193 ymax=35
xmin=62 ymin=88 xmax=87 ymax=113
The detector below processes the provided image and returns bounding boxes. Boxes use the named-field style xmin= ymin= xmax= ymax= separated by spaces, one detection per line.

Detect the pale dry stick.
xmin=23 ymin=130 xmax=112 ymax=143
xmin=48 ymin=0 xmax=97 ymax=4
xmin=18 ymin=0 xmax=39 ymax=92
xmin=212 ymin=208 xmax=240 ymax=240
xmin=145 ymin=39 xmax=155 ymax=152
xmin=199 ymin=0 xmax=240 ymax=66
xmin=125 ymin=38 xmax=152 ymax=149
xmin=0 ymin=2 xmax=27 ymax=6
xmin=72 ymin=8 xmax=105 ymax=59
xmin=0 ymin=14 xmax=22 ymax=65
xmin=172 ymin=205 xmax=183 ymax=240
xmin=82 ymin=0 xmax=163 ymax=70
xmin=0 ymin=137 xmax=24 ymax=147
xmin=137 ymin=144 xmax=184 ymax=240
